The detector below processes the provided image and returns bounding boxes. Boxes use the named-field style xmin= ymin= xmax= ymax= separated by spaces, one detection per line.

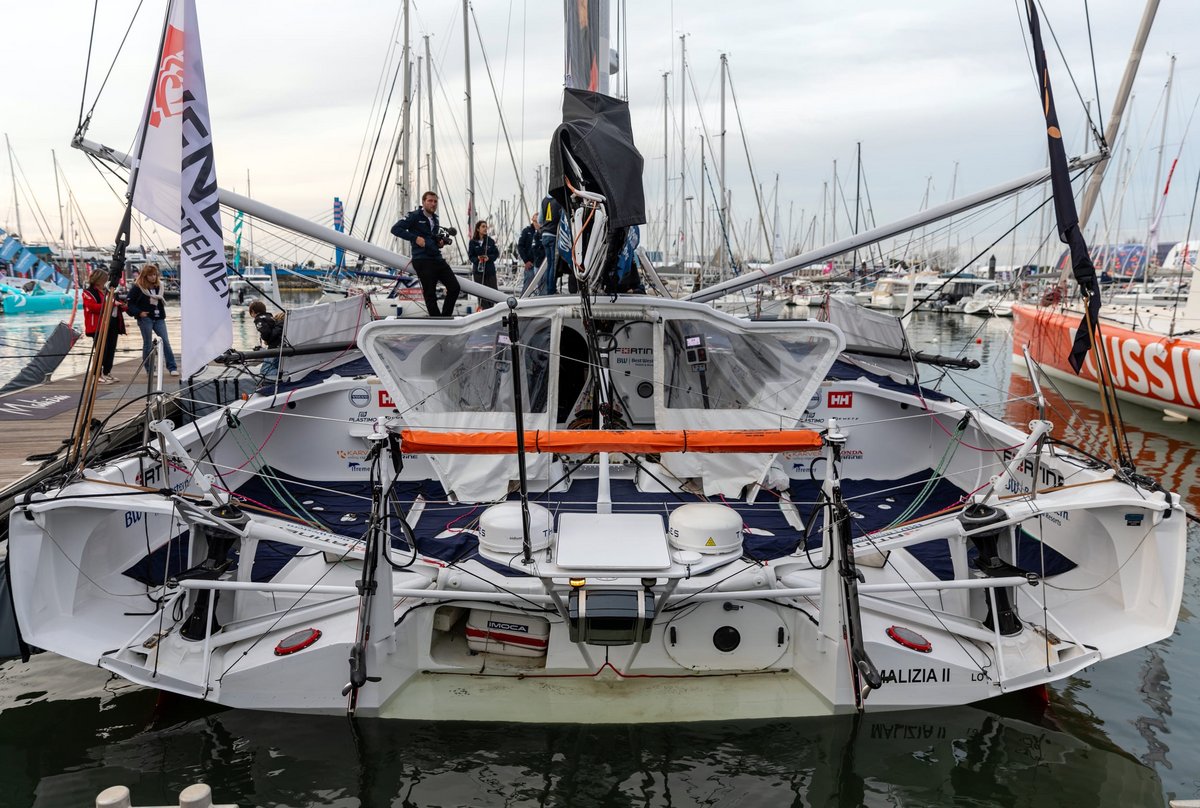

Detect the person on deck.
xmin=81 ymin=268 xmax=126 ymax=385
xmin=390 ymin=191 xmax=460 ymax=317
xmin=538 ymin=195 xmax=564 ymax=296
xmin=126 ymin=264 xmax=179 ymax=377
xmin=517 ymin=214 xmax=544 ymax=293
xmin=248 ymin=299 xmax=285 ymax=380
xmin=467 ymin=220 xmax=500 ymax=310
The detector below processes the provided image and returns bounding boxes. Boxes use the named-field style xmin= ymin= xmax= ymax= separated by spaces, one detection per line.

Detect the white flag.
xmin=132 ymin=0 xmax=231 ymax=378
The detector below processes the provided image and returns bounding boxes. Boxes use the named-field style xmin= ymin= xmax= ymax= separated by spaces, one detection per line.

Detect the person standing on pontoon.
xmin=390 ymin=191 xmax=460 ymax=317
xmin=81 ymin=268 xmax=126 ymax=385
xmin=126 ymin=264 xmax=179 ymax=377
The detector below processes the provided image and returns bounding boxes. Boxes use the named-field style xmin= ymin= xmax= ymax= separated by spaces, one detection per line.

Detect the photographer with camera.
xmin=390 ymin=190 xmax=460 ymax=317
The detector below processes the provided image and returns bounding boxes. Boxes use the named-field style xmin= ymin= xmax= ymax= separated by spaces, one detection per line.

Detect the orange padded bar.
xmin=398 ymin=428 xmax=822 ymax=454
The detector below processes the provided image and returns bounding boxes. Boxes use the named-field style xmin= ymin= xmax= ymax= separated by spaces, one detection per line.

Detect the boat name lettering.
xmin=0 ymin=393 xmax=71 ymax=419
xmin=869 ymin=723 xmax=948 ymax=740
xmin=1077 ymin=333 xmax=1198 ymax=407
xmin=486 ymin=620 xmax=529 ymax=633
xmin=1001 ymin=449 xmax=1064 ymax=489
xmin=879 ymin=667 xmax=949 ymax=684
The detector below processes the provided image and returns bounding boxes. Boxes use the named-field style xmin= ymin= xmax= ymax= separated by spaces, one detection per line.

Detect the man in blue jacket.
xmin=390 ymin=191 xmax=460 ymax=317
xmin=538 ymin=195 xmax=563 ymax=295
xmin=517 ymin=214 xmax=544 ymax=293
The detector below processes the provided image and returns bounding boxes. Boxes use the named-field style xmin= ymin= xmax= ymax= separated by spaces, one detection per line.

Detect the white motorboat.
xmin=961 ymin=283 xmax=1014 ymax=317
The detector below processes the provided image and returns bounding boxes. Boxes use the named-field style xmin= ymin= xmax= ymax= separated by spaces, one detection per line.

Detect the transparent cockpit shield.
xmin=362 ymin=316 xmax=553 ymax=502
xmin=655 ymin=315 xmax=842 ymax=496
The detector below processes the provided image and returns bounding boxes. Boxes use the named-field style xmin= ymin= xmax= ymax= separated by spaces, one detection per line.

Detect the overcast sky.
xmin=2 ymin=1 xmax=1198 ymax=267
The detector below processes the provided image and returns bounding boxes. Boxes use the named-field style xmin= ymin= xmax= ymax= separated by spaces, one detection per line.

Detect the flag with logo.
xmin=14 ymin=250 xmax=36 ymax=276
xmin=1025 ymin=0 xmax=1099 ymax=374
xmin=333 ymin=197 xmax=345 ymax=269
xmin=131 ymin=0 xmax=230 ymax=378
xmin=0 ymin=237 xmax=21 ymax=262
xmin=232 ymin=208 xmax=243 ymax=270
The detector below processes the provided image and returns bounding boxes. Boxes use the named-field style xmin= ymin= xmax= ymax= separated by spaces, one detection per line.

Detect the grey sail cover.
xmin=549 ymin=88 xmax=646 ymax=229
xmin=826 ymin=296 xmax=917 ymax=383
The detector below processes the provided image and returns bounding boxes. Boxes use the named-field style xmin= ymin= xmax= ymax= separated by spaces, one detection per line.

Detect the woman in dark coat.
xmin=467 ymin=220 xmax=500 ymax=310
xmin=126 ymin=264 xmax=179 ymax=376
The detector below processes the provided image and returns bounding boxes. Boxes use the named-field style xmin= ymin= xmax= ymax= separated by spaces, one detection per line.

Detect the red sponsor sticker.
xmin=149 ymin=26 xmax=185 ymax=128
xmin=379 ymin=389 xmax=395 ymax=408
xmin=827 ymin=391 xmax=854 ymax=408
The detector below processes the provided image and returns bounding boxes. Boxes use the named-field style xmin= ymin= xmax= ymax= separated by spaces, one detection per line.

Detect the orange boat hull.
xmin=1011 ymin=302 xmax=1200 ymax=419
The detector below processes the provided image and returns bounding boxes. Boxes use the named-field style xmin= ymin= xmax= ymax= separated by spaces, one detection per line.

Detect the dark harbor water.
xmin=0 ymin=310 xmax=1196 ymax=807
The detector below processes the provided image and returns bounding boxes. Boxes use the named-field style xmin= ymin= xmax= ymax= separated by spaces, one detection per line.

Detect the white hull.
xmin=7 ymin=297 xmax=1186 ymax=721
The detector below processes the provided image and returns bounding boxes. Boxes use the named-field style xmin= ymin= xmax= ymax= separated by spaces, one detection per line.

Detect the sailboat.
xmin=2 ymin=0 xmax=1185 ymax=722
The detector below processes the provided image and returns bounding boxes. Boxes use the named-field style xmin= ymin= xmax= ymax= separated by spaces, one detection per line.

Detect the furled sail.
xmin=1024 ymin=0 xmax=1101 ymax=374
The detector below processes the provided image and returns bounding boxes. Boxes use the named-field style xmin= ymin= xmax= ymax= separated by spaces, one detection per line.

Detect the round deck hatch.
xmin=274 ymin=628 xmax=322 ymax=656
xmin=886 ymin=625 xmax=932 ymax=653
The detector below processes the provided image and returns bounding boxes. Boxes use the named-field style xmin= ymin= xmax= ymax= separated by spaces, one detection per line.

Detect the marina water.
xmin=0 ymin=305 xmax=1195 ymax=807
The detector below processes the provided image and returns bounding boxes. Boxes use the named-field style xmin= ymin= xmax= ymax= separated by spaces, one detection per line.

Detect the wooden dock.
xmin=0 ymin=359 xmax=164 ymax=489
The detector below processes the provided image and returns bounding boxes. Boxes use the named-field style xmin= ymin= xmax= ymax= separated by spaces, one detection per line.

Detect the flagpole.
xmin=66 ymin=0 xmax=176 ymax=474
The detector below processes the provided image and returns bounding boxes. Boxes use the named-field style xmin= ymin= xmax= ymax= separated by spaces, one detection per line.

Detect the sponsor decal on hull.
xmin=1014 ymin=304 xmax=1200 ymax=414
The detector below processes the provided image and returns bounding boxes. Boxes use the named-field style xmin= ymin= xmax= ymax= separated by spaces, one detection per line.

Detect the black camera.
xmin=436 ymin=226 xmax=457 ymax=245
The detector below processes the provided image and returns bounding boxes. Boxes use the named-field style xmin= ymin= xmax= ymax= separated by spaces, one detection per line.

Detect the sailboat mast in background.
xmin=463 ymin=0 xmax=476 ymax=225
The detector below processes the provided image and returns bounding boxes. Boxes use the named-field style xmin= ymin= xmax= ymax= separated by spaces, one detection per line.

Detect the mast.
xmin=1146 ymin=54 xmax=1175 ymax=276
xmin=463 ymin=0 xmax=476 ymax=224
xmin=663 ymin=71 xmax=670 ymax=265
xmin=399 ymin=0 xmax=412 ymax=221
xmin=699 ymin=133 xmax=705 ymax=269
xmin=6 ymin=134 xmax=21 ymax=240
xmin=720 ymin=53 xmax=727 ymax=274
xmin=852 ymin=142 xmax=861 ymax=276
xmin=426 ymin=34 xmax=437 ymax=193
xmin=773 ymin=173 xmax=781 ymax=263
xmin=1077 ymin=0 xmax=1161 ymax=231
xmin=679 ymin=34 xmax=686 ymax=267
xmin=415 ymin=54 xmax=422 ymax=198
xmin=52 ymin=149 xmax=65 ymax=244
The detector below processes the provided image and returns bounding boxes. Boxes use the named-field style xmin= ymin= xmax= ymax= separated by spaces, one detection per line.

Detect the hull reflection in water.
xmin=3 ymin=690 xmax=1164 ymax=808
xmin=1006 ymin=368 xmax=1200 ymax=513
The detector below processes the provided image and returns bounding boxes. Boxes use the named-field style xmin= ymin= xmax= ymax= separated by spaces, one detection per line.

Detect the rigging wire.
xmin=77 ymin=0 xmax=151 ymax=136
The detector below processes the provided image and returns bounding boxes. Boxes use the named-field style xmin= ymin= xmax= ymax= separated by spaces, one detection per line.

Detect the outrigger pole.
xmin=685 ymin=150 xmax=1107 ymax=304
xmin=71 ymin=137 xmax=509 ymax=306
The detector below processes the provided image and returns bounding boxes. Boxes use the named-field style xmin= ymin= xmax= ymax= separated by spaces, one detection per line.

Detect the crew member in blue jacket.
xmin=538 ymin=195 xmax=564 ymax=295
xmin=390 ymin=191 xmax=460 ymax=317
xmin=517 ymin=214 xmax=544 ymax=293
xmin=467 ymin=220 xmax=500 ymax=310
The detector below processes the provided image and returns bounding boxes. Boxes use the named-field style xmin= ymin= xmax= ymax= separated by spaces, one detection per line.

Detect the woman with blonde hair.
xmin=126 ymin=264 xmax=179 ymax=376
xmin=80 ymin=268 xmax=127 ymax=384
